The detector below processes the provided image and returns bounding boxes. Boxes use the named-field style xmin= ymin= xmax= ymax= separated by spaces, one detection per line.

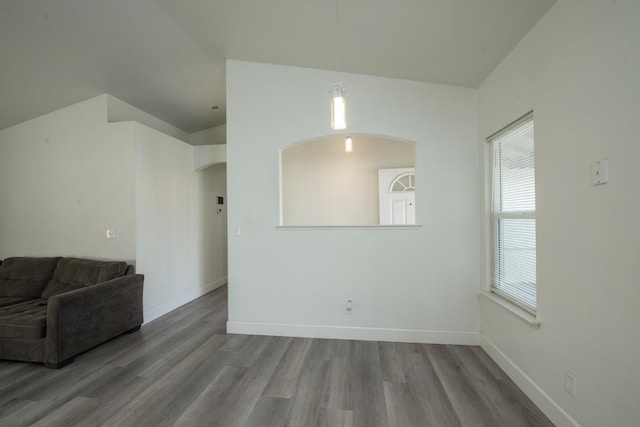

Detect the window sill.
xmin=276 ymin=225 xmax=422 ymax=230
xmin=479 ymin=291 xmax=541 ymax=328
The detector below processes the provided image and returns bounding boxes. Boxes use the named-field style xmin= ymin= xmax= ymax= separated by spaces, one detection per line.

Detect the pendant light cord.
xmin=335 ymin=0 xmax=340 ymax=73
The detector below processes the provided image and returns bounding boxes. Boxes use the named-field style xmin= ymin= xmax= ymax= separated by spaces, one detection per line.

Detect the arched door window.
xmin=390 ymin=172 xmax=415 ymax=192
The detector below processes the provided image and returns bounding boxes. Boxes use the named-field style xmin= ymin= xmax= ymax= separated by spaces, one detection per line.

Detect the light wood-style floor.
xmin=0 ymin=285 xmax=553 ymax=426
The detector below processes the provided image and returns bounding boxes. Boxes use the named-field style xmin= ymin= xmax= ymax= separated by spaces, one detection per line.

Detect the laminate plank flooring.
xmin=0 ymin=285 xmax=554 ymax=426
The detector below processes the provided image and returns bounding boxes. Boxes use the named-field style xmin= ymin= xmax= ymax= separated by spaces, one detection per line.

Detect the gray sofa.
xmin=0 ymin=256 xmax=144 ymax=368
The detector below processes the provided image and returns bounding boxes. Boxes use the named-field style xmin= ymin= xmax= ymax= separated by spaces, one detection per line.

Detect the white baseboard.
xmin=144 ymin=276 xmax=227 ymax=324
xmin=209 ymin=276 xmax=228 ymax=291
xmin=226 ymin=321 xmax=479 ymax=345
xmin=480 ymin=334 xmax=580 ymax=427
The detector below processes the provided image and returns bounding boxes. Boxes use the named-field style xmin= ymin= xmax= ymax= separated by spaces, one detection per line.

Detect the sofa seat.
xmin=0 ymin=257 xmax=144 ymax=368
xmin=0 ymin=299 xmax=48 ymax=339
xmin=0 ymin=296 xmax=31 ymax=308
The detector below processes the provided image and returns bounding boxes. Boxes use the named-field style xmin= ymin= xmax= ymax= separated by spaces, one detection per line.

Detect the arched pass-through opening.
xmin=279 ymin=134 xmax=417 ymax=226
xmin=194 ymin=145 xmax=226 ymax=172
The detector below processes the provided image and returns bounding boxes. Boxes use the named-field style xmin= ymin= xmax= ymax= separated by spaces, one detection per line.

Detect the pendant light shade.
xmin=345 ymin=136 xmax=353 ymax=153
xmin=331 ymin=82 xmax=346 ymax=130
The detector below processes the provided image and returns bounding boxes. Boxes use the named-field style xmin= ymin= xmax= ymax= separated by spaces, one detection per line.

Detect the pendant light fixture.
xmin=345 ymin=136 xmax=353 ymax=153
xmin=331 ymin=83 xmax=346 ymax=130
xmin=330 ymin=0 xmax=346 ymax=130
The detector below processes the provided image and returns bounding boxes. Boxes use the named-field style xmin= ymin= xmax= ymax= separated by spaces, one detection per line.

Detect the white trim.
xmin=480 ymin=334 xmax=581 ymax=427
xmin=143 ymin=276 xmax=227 ymax=323
xmin=276 ymin=225 xmax=422 ymax=230
xmin=494 ymin=211 xmax=535 ymax=220
xmin=485 ymin=110 xmax=534 ymax=141
xmin=479 ymin=291 xmax=540 ymax=327
xmin=226 ymin=321 xmax=479 ymax=345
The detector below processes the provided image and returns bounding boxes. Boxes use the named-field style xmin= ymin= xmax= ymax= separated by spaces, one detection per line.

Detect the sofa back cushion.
xmin=41 ymin=258 xmax=128 ymax=298
xmin=0 ymin=257 xmax=62 ymax=298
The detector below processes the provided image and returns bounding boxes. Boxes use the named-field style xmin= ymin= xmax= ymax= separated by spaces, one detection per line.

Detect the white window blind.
xmin=489 ymin=113 xmax=536 ymax=313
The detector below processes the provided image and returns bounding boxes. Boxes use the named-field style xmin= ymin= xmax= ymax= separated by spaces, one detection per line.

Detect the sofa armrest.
xmin=45 ymin=273 xmax=144 ymax=367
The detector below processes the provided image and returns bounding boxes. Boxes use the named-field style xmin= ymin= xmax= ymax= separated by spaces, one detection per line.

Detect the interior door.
xmin=378 ymin=168 xmax=416 ymax=225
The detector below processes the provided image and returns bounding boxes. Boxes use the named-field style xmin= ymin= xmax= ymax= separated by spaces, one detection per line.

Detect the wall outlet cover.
xmin=591 ymin=159 xmax=608 ymax=185
xmin=565 ymin=371 xmax=577 ymax=398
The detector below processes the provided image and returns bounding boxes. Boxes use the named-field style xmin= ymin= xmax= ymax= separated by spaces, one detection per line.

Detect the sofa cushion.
xmin=0 ymin=257 xmax=61 ymax=298
xmin=41 ymin=258 xmax=128 ymax=298
xmin=0 ymin=299 xmax=48 ymax=339
xmin=0 ymin=296 xmax=31 ymax=308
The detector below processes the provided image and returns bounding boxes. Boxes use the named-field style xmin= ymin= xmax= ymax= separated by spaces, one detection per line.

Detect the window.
xmin=390 ymin=172 xmax=415 ymax=192
xmin=488 ymin=112 xmax=536 ymax=313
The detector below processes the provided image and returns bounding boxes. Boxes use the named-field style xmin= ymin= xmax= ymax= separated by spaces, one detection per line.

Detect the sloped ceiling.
xmin=0 ymin=0 xmax=555 ymax=134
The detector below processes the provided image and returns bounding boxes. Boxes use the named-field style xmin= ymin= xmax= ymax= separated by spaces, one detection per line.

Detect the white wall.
xmin=227 ymin=60 xmax=480 ymax=344
xmin=189 ymin=124 xmax=227 ymax=146
xmin=0 ymin=95 xmax=136 ymax=261
xmin=193 ymin=144 xmax=226 ymax=171
xmin=478 ymin=1 xmax=640 ymax=426
xmin=107 ymin=95 xmax=189 ymax=143
xmin=201 ymin=163 xmax=228 ymax=286
xmin=0 ymin=94 xmax=228 ymax=325
xmin=135 ymin=123 xmax=227 ymax=322
xmin=281 ymin=135 xmax=415 ymax=225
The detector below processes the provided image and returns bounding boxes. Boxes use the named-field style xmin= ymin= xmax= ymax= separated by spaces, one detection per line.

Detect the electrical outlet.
xmin=106 ymin=229 xmax=117 ymax=239
xmin=565 ymin=371 xmax=577 ymax=398
xmin=591 ymin=158 xmax=608 ymax=185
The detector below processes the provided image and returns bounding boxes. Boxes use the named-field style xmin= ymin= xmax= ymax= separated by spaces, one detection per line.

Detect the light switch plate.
xmin=591 ymin=159 xmax=608 ymax=185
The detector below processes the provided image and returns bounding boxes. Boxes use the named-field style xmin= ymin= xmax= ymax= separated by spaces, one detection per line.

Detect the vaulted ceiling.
xmin=0 ymin=0 xmax=556 ymax=134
